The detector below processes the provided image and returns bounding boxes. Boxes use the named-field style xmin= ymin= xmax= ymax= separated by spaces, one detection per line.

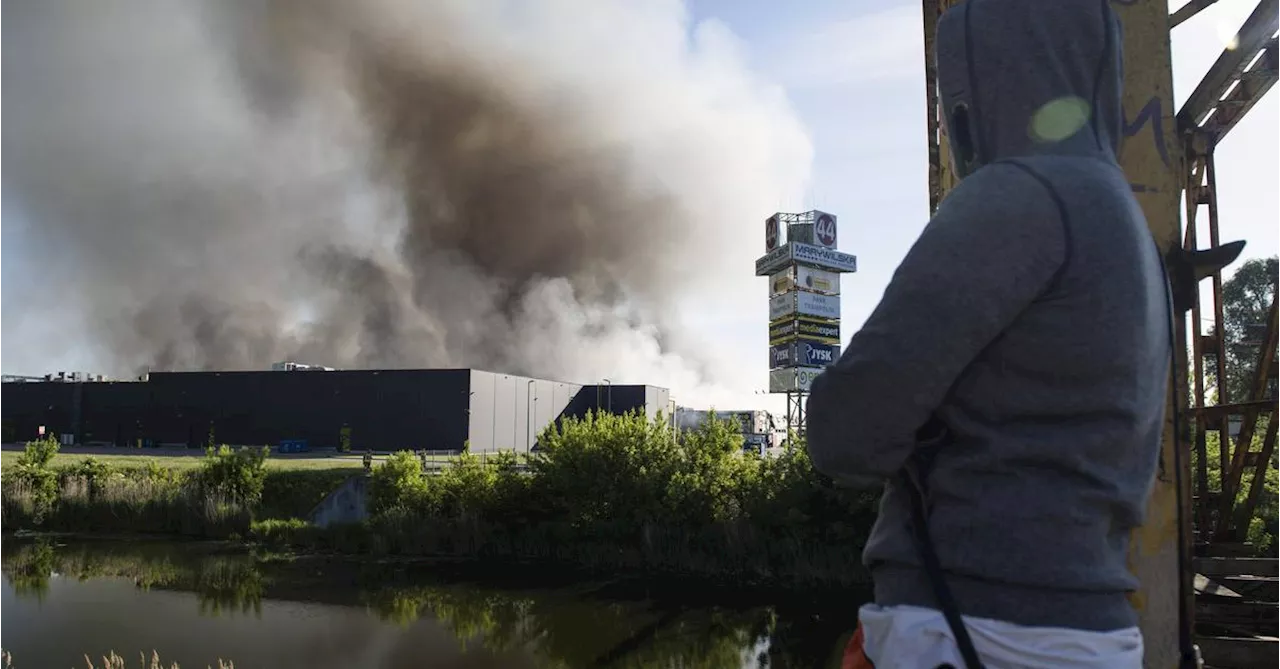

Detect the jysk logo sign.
xmin=770 ymin=339 xmax=839 ymax=369
xmin=800 ymin=339 xmax=840 ymax=366
xmin=769 ymin=343 xmax=794 ymax=370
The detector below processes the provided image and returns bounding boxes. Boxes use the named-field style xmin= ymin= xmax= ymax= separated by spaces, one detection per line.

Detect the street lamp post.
xmin=525 ymin=379 xmax=535 ymax=454
xmin=466 ymin=391 xmax=475 ymax=452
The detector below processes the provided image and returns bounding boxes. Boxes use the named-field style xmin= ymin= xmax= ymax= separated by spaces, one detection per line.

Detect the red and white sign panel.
xmin=813 ymin=212 xmax=837 ymax=248
xmin=765 ymin=215 xmax=780 ymax=251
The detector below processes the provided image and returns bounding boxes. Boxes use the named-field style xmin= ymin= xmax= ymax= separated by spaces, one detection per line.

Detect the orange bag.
xmin=842 ymin=625 xmax=875 ymax=669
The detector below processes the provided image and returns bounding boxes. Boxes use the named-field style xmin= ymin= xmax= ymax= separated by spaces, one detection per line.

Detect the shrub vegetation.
xmin=2 ymin=439 xmax=252 ymax=539
xmin=3 ymin=411 xmax=880 ymax=585
xmin=6 ymin=405 xmax=1275 ymax=601
xmin=1195 ymin=414 xmax=1278 ymax=555
xmin=267 ymin=411 xmax=879 ymax=587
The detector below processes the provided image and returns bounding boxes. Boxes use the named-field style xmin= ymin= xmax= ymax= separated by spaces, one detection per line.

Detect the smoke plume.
xmin=2 ymin=0 xmax=811 ymax=406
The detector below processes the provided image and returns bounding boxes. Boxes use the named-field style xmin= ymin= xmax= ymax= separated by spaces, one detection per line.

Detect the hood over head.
xmin=935 ymin=0 xmax=1124 ymax=178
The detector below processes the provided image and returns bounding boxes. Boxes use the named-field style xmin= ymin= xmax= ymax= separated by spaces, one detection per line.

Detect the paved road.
xmin=2 ymin=443 xmax=207 ymax=457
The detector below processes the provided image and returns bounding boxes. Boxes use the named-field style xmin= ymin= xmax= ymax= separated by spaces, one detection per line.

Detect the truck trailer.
xmin=673 ymin=407 xmax=779 ymax=453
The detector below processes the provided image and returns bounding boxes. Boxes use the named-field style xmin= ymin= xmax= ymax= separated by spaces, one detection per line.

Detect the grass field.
xmin=0 ymin=447 xmax=515 ymax=472
xmin=0 ymin=445 xmax=371 ymax=470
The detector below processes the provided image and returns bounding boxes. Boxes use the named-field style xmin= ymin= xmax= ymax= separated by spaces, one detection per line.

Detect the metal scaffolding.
xmin=784 ymin=391 xmax=807 ymax=439
xmin=1177 ymin=0 xmax=1278 ymax=549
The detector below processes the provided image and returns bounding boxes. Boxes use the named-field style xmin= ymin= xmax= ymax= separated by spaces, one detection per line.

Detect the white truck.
xmin=270 ymin=361 xmax=336 ymax=372
xmin=673 ymin=407 xmax=780 ymax=454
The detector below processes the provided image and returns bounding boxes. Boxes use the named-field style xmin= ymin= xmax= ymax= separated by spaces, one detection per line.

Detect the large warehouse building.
xmin=1 ymin=369 xmax=671 ymax=453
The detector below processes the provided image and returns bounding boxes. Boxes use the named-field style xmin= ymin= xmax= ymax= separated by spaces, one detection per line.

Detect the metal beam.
xmin=923 ymin=0 xmax=960 ymax=215
xmin=1191 ymin=399 xmax=1278 ymax=422
xmin=1201 ymin=37 xmax=1279 ymax=143
xmin=1177 ymin=0 xmax=1279 ymax=142
xmin=1195 ymin=556 xmax=1280 ymax=577
xmin=1198 ymin=636 xmax=1280 ymax=669
xmin=1171 ymin=0 xmax=1221 ymax=28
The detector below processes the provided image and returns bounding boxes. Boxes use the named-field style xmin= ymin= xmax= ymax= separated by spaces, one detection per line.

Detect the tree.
xmin=1215 ymin=256 xmax=1277 ymax=402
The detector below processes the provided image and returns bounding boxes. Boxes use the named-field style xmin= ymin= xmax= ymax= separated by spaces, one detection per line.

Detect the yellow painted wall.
xmin=1111 ymin=2 xmax=1187 ymax=667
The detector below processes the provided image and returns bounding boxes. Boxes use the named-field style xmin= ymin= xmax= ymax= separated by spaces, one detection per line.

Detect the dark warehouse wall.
xmin=2 ymin=370 xmax=670 ymax=452
xmin=3 ymin=369 xmax=471 ymax=451
xmin=80 ymin=381 xmax=153 ymax=447
xmin=2 ymin=381 xmax=77 ymax=443
xmin=141 ymin=370 xmax=472 ymax=450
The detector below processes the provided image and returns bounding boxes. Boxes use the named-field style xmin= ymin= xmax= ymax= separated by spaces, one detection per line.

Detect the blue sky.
xmin=705 ymin=0 xmax=936 ymax=338
xmin=695 ymin=0 xmax=1278 ymax=409
xmin=685 ymin=0 xmax=1277 ymax=336
xmin=2 ymin=0 xmax=1276 ymax=408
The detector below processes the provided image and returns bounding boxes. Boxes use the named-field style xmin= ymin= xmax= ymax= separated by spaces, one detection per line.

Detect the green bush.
xmin=4 ymin=436 xmax=63 ymax=523
xmin=340 ymin=410 xmax=877 ymax=584
xmin=369 ymin=451 xmax=431 ymax=514
xmin=358 ymin=410 xmax=868 ymax=539
xmin=17 ymin=435 xmax=60 ymax=468
xmin=192 ymin=446 xmax=269 ymax=506
xmin=527 ymin=410 xmax=683 ymax=531
xmin=67 ymin=457 xmax=114 ymax=501
xmin=1195 ymin=417 xmax=1278 ymax=556
xmin=434 ymin=452 xmax=497 ymax=520
xmin=2 ymin=412 xmax=881 ymax=586
xmin=3 ymin=468 xmax=58 ymax=524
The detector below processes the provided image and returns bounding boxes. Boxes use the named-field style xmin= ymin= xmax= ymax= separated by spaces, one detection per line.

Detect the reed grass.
xmin=2 ymin=474 xmax=251 ymax=539
xmin=3 ymin=649 xmax=233 ymax=669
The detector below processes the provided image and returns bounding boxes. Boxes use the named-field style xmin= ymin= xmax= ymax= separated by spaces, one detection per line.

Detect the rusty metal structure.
xmin=922 ymin=0 xmax=1278 ymax=667
xmin=785 ymin=391 xmax=807 ymax=439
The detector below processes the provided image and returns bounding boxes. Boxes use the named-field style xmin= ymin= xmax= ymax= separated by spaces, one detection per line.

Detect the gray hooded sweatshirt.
xmin=805 ymin=0 xmax=1170 ymax=632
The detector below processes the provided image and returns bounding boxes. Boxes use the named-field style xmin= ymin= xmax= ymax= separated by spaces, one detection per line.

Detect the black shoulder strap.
xmin=901 ymin=463 xmax=986 ymax=669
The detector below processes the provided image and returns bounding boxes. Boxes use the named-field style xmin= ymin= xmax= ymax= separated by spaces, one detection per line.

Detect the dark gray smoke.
xmin=2 ymin=0 xmax=811 ymax=404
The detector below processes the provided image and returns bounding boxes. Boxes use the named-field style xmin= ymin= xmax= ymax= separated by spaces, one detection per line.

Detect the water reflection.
xmin=3 ymin=538 xmax=258 ymax=617
xmin=2 ymin=537 xmax=861 ymax=668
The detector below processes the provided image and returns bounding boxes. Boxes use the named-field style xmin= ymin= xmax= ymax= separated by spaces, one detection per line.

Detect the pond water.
xmin=1 ymin=537 xmax=862 ymax=669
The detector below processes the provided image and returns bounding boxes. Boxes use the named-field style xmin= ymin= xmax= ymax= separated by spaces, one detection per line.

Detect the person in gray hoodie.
xmin=805 ymin=0 xmax=1171 ymax=665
